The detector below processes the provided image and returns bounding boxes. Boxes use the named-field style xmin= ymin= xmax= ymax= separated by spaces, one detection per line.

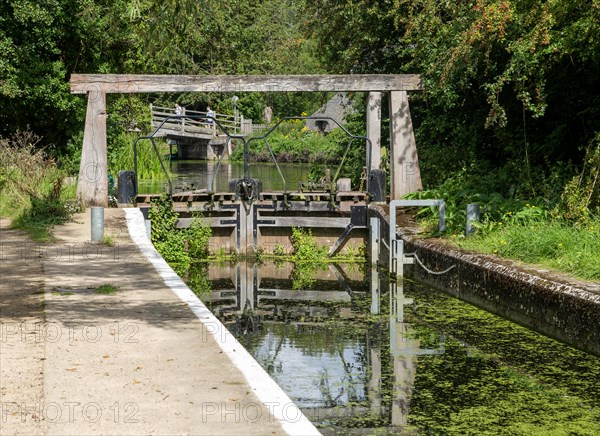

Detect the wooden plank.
xmin=389 ymin=90 xmax=422 ymax=199
xmin=258 ymin=216 xmax=352 ymax=228
xmin=367 ymin=92 xmax=382 ymax=170
xmin=71 ymin=74 xmax=423 ymax=94
xmin=77 ymin=91 xmax=108 ymax=206
xmin=175 ymin=217 xmax=235 ymax=228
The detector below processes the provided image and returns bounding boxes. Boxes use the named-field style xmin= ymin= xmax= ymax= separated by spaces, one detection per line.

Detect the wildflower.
xmin=301 ymin=111 xmax=307 ymax=116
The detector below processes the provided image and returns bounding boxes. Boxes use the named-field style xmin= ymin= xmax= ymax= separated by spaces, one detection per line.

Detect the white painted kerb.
xmin=124 ymin=208 xmax=320 ymax=436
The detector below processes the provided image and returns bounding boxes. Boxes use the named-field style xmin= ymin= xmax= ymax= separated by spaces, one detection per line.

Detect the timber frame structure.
xmin=70 ymin=74 xmax=423 ymax=207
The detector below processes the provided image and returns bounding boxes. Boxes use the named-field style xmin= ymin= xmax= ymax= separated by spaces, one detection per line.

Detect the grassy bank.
xmin=231 ymin=120 xmax=341 ymax=164
xmin=0 ymin=132 xmax=81 ymax=241
xmin=410 ymin=198 xmax=600 ymax=281
xmin=407 ymin=144 xmax=600 ymax=281
xmin=457 ymin=214 xmax=600 ymax=281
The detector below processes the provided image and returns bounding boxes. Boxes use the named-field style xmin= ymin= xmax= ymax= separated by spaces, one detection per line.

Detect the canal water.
xmin=187 ymin=262 xmax=600 ymax=435
xmin=149 ymin=161 xmax=599 ymax=433
xmin=137 ymin=160 xmax=311 ymax=193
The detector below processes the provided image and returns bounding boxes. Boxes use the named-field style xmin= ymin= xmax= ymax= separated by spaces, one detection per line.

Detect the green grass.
xmin=457 ymin=217 xmax=600 ymax=280
xmin=0 ymin=132 xmax=83 ymax=241
xmin=405 ymin=165 xmax=600 ymax=281
xmin=99 ymin=235 xmax=116 ymax=247
xmin=95 ymin=284 xmax=119 ymax=294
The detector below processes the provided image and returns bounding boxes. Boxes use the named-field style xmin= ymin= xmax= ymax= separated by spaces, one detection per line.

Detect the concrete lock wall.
xmin=369 ymin=206 xmax=600 ymax=357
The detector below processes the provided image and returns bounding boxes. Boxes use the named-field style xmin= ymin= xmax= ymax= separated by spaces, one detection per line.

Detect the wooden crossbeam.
xmin=70 ymin=74 xmax=422 ymax=94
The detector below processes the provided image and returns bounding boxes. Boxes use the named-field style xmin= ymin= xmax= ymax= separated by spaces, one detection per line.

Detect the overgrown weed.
xmin=149 ymin=194 xmax=211 ymax=276
xmin=0 ymin=131 xmax=79 ymax=241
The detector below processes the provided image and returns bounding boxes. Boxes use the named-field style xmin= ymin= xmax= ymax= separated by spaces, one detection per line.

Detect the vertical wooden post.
xmin=77 ymin=90 xmax=108 ymax=207
xmin=389 ymin=91 xmax=422 ymax=199
xmin=366 ymin=92 xmax=382 ymax=170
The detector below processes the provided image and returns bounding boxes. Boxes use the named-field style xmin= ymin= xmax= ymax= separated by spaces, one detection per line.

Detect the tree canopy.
xmin=1 ymin=0 xmax=598 ymax=209
xmin=305 ymin=0 xmax=599 ymax=190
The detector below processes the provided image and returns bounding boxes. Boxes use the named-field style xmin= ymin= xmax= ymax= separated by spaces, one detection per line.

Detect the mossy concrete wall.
xmin=369 ymin=205 xmax=600 ymax=357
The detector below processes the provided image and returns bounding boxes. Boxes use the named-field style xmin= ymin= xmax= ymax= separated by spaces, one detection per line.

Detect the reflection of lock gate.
xmin=206 ymin=260 xmax=445 ymax=427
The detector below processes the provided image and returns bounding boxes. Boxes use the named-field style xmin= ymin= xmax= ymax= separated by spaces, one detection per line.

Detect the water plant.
xmin=109 ymin=132 xmax=172 ymax=181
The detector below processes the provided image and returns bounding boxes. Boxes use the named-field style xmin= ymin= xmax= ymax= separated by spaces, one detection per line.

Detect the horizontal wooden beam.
xmin=70 ymin=74 xmax=422 ymax=94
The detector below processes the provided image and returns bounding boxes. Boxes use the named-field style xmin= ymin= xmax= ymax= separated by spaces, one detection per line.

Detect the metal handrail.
xmin=151 ymin=105 xmax=240 ymax=133
xmin=388 ymin=199 xmax=446 ymax=277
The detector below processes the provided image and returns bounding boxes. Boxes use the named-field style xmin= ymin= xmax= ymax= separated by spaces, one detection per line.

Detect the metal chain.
xmin=406 ymin=252 xmax=456 ymax=275
xmin=359 ymin=166 xmax=367 ymax=192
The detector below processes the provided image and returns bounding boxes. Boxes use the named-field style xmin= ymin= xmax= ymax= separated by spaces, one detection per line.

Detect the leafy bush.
xmin=149 ymin=194 xmax=211 ymax=276
xmin=154 ymin=231 xmax=191 ymax=276
xmin=558 ymin=135 xmax=600 ymax=223
xmin=231 ymin=120 xmax=341 ymax=164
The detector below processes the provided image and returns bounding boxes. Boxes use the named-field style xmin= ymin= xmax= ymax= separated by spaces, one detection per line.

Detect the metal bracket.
xmin=389 ymin=199 xmax=445 ymax=277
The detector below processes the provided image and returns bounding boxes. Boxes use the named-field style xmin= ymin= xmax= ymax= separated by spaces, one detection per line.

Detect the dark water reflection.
xmin=138 ymin=160 xmax=311 ymax=193
xmin=189 ymin=262 xmax=600 ymax=434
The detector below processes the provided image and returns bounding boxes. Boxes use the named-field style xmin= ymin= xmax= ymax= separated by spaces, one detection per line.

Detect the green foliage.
xmin=231 ymin=111 xmax=368 ymax=188
xmin=307 ymin=0 xmax=600 ymax=216
xmin=404 ymin=157 xmax=600 ymax=279
xmin=289 ymin=227 xmax=328 ymax=290
xmin=231 ymin=120 xmax=341 ymax=164
xmin=459 ymin=214 xmax=600 ymax=281
xmin=99 ymin=235 xmax=115 ymax=247
xmin=187 ymin=265 xmax=212 ymax=298
xmin=154 ymin=231 xmax=191 ymax=276
xmin=1 ymin=0 xmax=325 ymax=165
xmin=558 ymin=135 xmax=600 ymax=223
xmin=149 ymin=194 xmax=211 ymax=276
xmin=273 ymin=244 xmax=286 ymax=257
xmin=405 ymin=164 xmax=532 ymax=235
xmin=148 ymin=194 xmax=179 ymax=245
xmin=187 ymin=216 xmax=211 ymax=260
xmin=95 ymin=284 xmax=119 ymax=294
xmin=290 ymin=227 xmax=328 ymax=262
xmin=0 ymin=131 xmax=78 ymax=241
xmin=108 ymin=132 xmax=172 ymax=181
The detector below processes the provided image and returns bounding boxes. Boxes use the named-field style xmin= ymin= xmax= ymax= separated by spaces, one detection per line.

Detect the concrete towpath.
xmin=1 ymin=209 xmax=319 ymax=435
